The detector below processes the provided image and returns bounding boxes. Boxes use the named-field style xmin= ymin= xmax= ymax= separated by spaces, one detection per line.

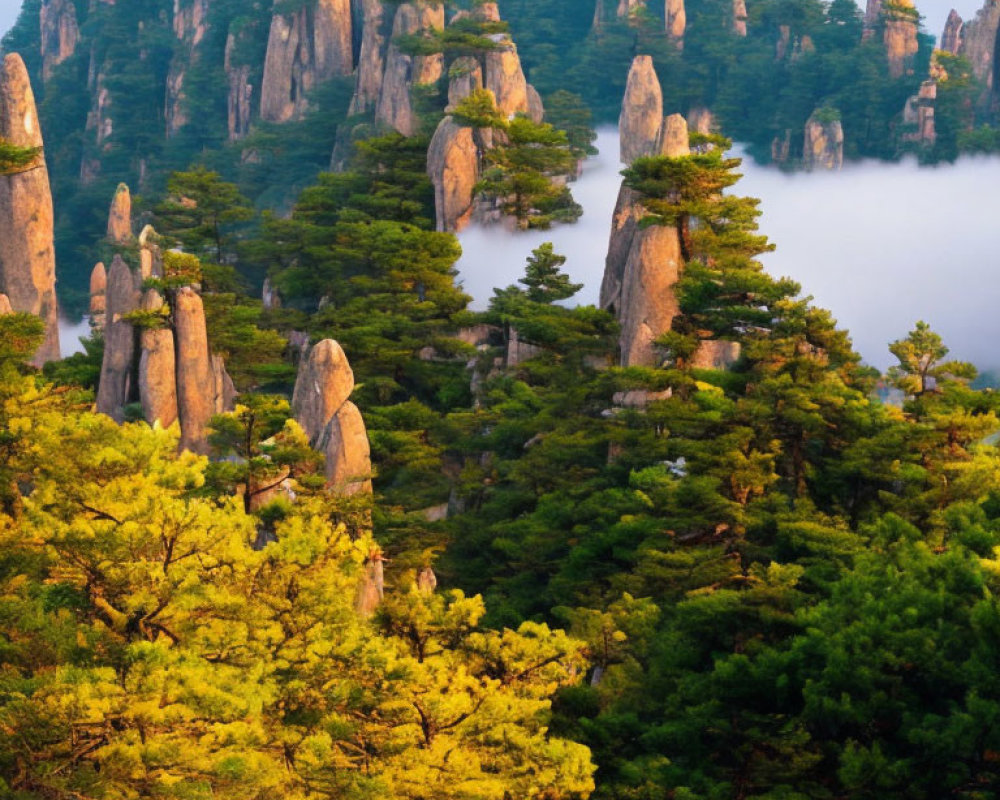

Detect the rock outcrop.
xmin=733 ymin=0 xmax=748 ymax=36
xmin=95 ymin=255 xmax=141 ymax=421
xmin=616 ymin=224 xmax=683 ymax=367
xmin=323 ymin=400 xmax=373 ymax=495
xmin=261 ymin=0 xmax=354 ymax=123
xmin=0 ymin=54 xmax=60 ymax=367
xmin=484 ymin=37 xmax=531 ymax=119
xmin=349 ymin=0 xmax=389 ymax=115
xmin=941 ymin=9 xmax=964 ymax=54
xmin=138 ymin=289 xmax=178 ymax=429
xmin=40 ymin=0 xmax=80 ymax=80
xmin=0 ymin=294 xmax=12 ymax=315
xmin=883 ymin=0 xmax=919 ymax=79
xmin=447 ymin=56 xmax=484 ymax=109
xmin=956 ymin=0 xmax=1000 ymax=105
xmin=174 ymin=286 xmax=215 ymax=454
xmin=89 ymin=262 xmax=107 ymax=330
xmin=902 ymin=80 xmax=937 ymax=146
xmin=666 ymin=0 xmax=686 ymax=43
xmin=376 ymin=2 xmax=445 ymax=135
xmin=292 ymin=339 xmax=372 ymax=494
xmin=602 ymin=65 xmax=690 ymax=366
xmin=659 ymin=112 xmax=690 ymax=156
xmin=292 ymin=338 xmax=355 ymax=445
xmin=619 ymin=56 xmax=663 ymax=164
xmin=106 ymin=182 xmax=132 ymax=244
xmin=428 ymin=116 xmax=479 ymax=232
xmin=802 ymin=109 xmax=844 ymax=170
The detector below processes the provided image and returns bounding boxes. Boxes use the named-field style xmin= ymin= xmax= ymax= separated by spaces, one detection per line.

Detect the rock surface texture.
xmin=376 ymin=2 xmax=445 ymax=135
xmin=106 ymin=182 xmax=132 ymax=243
xmin=292 ymin=339 xmax=372 ymax=495
xmin=883 ymin=0 xmax=919 ymax=79
xmin=95 ymin=255 xmax=140 ymax=421
xmin=0 ymin=54 xmax=60 ymax=366
xmin=941 ymin=9 xmax=964 ymax=54
xmin=261 ymin=0 xmax=353 ymax=122
xmin=40 ymin=0 xmax=80 ymax=80
xmin=803 ymin=110 xmax=844 ymax=170
xmin=174 ymin=287 xmax=215 ymax=454
xmin=349 ymin=0 xmax=388 ymax=115
xmin=428 ymin=116 xmax=479 ymax=232
xmin=89 ymin=262 xmax=107 ymax=330
xmin=138 ymin=289 xmax=179 ymax=429
xmin=619 ymin=56 xmax=663 ymax=164
xmin=957 ymin=0 xmax=1000 ymax=106
xmin=603 ymin=66 xmax=690 ymax=368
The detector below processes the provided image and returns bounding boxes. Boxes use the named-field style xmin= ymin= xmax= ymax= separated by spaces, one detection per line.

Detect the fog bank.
xmin=457 ymin=127 xmax=1000 ymax=371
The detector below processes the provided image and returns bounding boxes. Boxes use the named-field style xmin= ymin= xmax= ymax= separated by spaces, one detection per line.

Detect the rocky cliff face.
xmin=349 ymin=0 xmax=389 ymax=115
xmin=376 ymin=2 xmax=446 ymax=135
xmin=166 ymin=0 xmax=210 ymax=136
xmin=40 ymin=0 xmax=80 ymax=80
xmin=428 ymin=116 xmax=479 ymax=233
xmin=803 ymin=110 xmax=844 ymax=170
xmin=617 ymin=223 xmax=683 ymax=366
xmin=941 ymin=9 xmax=964 ymax=54
xmin=957 ymin=0 xmax=1000 ymax=105
xmin=225 ymin=31 xmax=255 ymax=141
xmin=0 ymin=54 xmax=60 ymax=367
xmin=138 ymin=289 xmax=179 ymax=429
xmin=484 ymin=37 xmax=531 ymax=119
xmin=619 ymin=56 xmax=663 ymax=164
xmin=292 ymin=338 xmax=355 ymax=446
xmin=261 ymin=0 xmax=354 ymax=123
xmin=883 ymin=0 xmax=919 ymax=79
xmin=292 ymin=339 xmax=373 ymax=495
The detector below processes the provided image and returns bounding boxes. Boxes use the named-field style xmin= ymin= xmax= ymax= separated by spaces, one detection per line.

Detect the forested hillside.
xmin=5 ymin=0 xmax=1000 ymax=307
xmin=4 ymin=1 xmax=1000 ymax=798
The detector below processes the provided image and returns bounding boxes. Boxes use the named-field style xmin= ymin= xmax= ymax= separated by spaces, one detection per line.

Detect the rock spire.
xmin=292 ymin=339 xmax=373 ymax=495
xmin=0 ymin=54 xmax=60 ymax=366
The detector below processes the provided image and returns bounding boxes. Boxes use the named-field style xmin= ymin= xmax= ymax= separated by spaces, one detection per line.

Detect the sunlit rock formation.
xmin=0 ymin=54 xmax=60 ymax=366
xmin=803 ymin=109 xmax=844 ymax=170
xmin=106 ymin=182 xmax=132 ymax=244
xmin=619 ymin=56 xmax=663 ymax=164
xmin=292 ymin=339 xmax=373 ymax=495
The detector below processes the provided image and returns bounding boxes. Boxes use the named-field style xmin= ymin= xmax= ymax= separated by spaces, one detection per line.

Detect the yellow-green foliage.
xmin=0 ymin=371 xmax=595 ymax=799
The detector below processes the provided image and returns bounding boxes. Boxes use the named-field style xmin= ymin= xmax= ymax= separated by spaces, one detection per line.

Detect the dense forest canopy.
xmin=3 ymin=0 xmax=1000 ymax=797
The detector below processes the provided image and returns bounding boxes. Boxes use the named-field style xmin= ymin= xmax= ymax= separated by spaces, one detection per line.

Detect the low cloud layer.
xmin=457 ymin=127 xmax=1000 ymax=371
